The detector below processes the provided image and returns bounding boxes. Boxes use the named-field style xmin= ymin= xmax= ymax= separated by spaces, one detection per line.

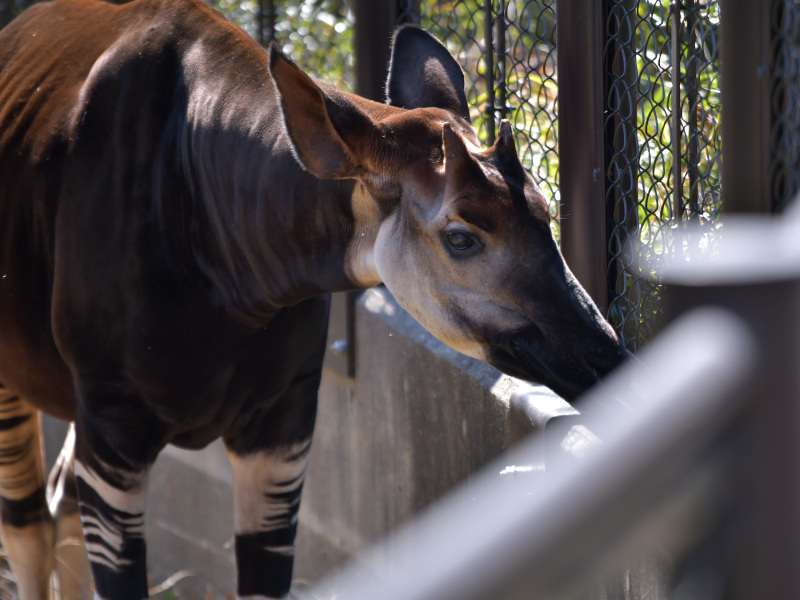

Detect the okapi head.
xmin=269 ymin=26 xmax=626 ymax=400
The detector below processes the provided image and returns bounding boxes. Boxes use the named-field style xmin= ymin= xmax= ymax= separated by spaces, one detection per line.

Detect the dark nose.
xmin=583 ymin=337 xmax=627 ymax=380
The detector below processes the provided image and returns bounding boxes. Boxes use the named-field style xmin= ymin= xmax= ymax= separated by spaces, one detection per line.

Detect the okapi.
xmin=0 ymin=0 xmax=626 ymax=598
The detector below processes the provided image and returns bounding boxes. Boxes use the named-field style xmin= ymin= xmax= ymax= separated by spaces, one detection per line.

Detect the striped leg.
xmin=223 ymin=351 xmax=321 ymax=600
xmin=47 ymin=424 xmax=92 ymax=600
xmin=227 ymin=438 xmax=313 ymax=600
xmin=73 ymin=453 xmax=149 ymax=600
xmin=0 ymin=386 xmax=54 ymax=600
xmin=222 ymin=296 xmax=329 ymax=599
xmin=73 ymin=393 xmax=166 ymax=600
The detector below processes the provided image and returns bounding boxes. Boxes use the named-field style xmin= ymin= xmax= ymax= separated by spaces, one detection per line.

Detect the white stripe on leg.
xmin=227 ymin=439 xmax=312 ymax=534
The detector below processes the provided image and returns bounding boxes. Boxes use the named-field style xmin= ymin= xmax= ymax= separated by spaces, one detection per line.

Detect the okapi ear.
xmin=443 ymin=123 xmax=485 ymax=184
xmin=269 ymin=44 xmax=377 ymax=179
xmin=492 ymin=119 xmax=526 ymax=178
xmin=386 ymin=25 xmax=470 ymax=122
xmin=495 ymin=120 xmax=518 ymax=161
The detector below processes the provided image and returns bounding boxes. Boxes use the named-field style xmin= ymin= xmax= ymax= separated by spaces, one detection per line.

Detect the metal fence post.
xmin=719 ymin=0 xmax=771 ymax=213
xmin=325 ymin=1 xmax=405 ymax=378
xmin=605 ymin=0 xmax=641 ymax=339
xmin=256 ymin=0 xmax=275 ymax=46
xmin=353 ymin=0 xmax=401 ymax=101
xmin=483 ymin=0 xmax=496 ymax=145
xmin=557 ymin=0 xmax=609 ymax=311
xmin=0 ymin=1 xmax=14 ymax=29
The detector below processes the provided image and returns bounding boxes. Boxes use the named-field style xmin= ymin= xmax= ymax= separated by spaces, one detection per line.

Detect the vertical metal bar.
xmin=720 ymin=0 xmax=771 ymax=213
xmin=0 ymin=2 xmax=14 ymax=30
xmin=495 ymin=0 xmax=508 ymax=121
xmin=327 ymin=0 xmax=401 ymax=379
xmin=671 ymin=1 xmax=684 ymax=221
xmin=264 ymin=0 xmax=276 ymax=45
xmin=769 ymin=0 xmax=800 ymax=213
xmin=557 ymin=0 xmax=608 ymax=309
xmin=686 ymin=0 xmax=699 ymax=220
xmin=354 ymin=0 xmax=399 ymax=101
xmin=257 ymin=0 xmax=265 ymax=46
xmin=256 ymin=0 xmax=276 ymax=46
xmin=772 ymin=0 xmax=788 ymax=213
xmin=484 ymin=0 xmax=496 ymax=145
xmin=606 ymin=0 xmax=640 ymax=332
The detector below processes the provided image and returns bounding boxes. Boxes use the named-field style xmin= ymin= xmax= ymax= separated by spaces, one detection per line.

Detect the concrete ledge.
xmin=295 ymin=288 xmax=551 ymax=583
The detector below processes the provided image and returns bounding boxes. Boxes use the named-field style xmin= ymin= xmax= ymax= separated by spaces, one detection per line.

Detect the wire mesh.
xmin=604 ymin=0 xmax=721 ymax=350
xmin=771 ymin=0 xmax=800 ymax=213
xmin=419 ymin=1 xmax=561 ymax=231
xmin=503 ymin=2 xmax=560 ymax=226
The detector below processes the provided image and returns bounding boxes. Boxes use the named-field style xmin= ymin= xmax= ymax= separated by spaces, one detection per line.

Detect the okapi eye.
xmin=446 ymin=230 xmax=475 ymax=252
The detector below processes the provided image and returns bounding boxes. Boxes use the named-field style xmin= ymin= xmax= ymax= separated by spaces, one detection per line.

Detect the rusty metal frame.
xmin=556 ymin=0 xmax=609 ymax=311
xmin=326 ymin=0 xmax=419 ymax=378
xmin=719 ymin=0 xmax=771 ymax=213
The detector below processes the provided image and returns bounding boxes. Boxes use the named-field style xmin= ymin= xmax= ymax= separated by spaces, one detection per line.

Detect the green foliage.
xmin=273 ymin=0 xmax=354 ymax=91
xmin=206 ymin=0 xmax=355 ymax=91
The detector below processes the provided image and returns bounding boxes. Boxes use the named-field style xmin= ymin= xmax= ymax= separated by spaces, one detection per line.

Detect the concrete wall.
xmin=44 ymin=288 xmax=549 ymax=597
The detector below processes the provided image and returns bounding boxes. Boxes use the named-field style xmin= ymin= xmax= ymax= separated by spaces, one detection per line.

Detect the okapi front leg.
xmin=74 ymin=448 xmax=148 ymax=599
xmin=226 ymin=438 xmax=313 ymax=600
xmin=0 ymin=387 xmax=54 ymax=600
xmin=73 ymin=391 xmax=167 ymax=600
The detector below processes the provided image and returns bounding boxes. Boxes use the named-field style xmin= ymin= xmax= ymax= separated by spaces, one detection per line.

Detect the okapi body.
xmin=0 ymin=0 xmax=625 ymax=598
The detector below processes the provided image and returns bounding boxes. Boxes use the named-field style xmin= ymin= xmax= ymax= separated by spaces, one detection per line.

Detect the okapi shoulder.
xmin=66 ymin=30 xmax=187 ymax=145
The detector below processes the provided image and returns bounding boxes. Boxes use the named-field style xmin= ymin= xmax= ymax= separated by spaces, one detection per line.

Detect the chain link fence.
xmin=771 ymin=0 xmax=800 ymax=212
xmin=419 ymin=2 xmax=561 ymax=233
xmin=604 ymin=0 xmax=721 ymax=349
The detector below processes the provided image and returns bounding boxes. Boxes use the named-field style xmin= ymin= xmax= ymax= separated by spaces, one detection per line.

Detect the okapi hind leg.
xmin=0 ymin=386 xmax=55 ymax=600
xmin=47 ymin=423 xmax=92 ymax=600
xmin=224 ymin=377 xmax=320 ymax=600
